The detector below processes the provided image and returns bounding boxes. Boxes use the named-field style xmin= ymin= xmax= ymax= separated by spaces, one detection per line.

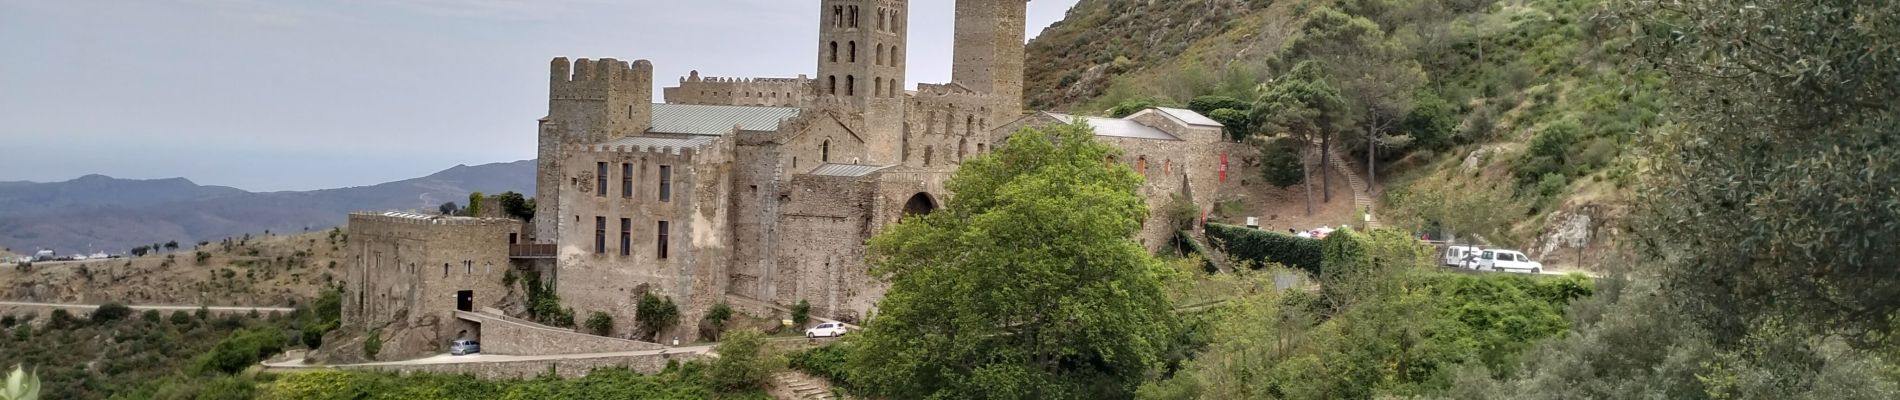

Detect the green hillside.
xmin=1026 ymin=0 xmax=1664 ymax=260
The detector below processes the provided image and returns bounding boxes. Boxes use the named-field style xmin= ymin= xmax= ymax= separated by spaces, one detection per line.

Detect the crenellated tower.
xmin=815 ymin=0 xmax=909 ymax=164
xmin=535 ymin=57 xmax=654 ymax=242
xmin=952 ymin=0 xmax=1027 ymax=122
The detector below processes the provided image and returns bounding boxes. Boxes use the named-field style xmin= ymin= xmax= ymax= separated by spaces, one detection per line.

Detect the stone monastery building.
xmin=343 ymin=0 xmax=1227 ymax=346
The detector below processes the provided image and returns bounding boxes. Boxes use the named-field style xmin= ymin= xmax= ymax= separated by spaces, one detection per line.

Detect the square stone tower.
xmin=952 ymin=0 xmax=1027 ymax=122
xmin=815 ymin=0 xmax=910 ymax=164
xmin=535 ymin=58 xmax=654 ymax=241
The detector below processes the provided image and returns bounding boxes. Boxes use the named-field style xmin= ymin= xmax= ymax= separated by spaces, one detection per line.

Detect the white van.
xmin=1443 ymin=246 xmax=1481 ymax=269
xmin=1479 ymin=249 xmax=1544 ymax=274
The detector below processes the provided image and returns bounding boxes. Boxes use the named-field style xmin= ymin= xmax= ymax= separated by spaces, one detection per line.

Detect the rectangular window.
xmin=656 ymin=221 xmax=669 ymax=259
xmin=621 ymin=163 xmax=633 ymax=198
xmin=619 ymin=218 xmax=631 ymax=256
xmin=658 ymin=165 xmax=672 ymax=202
xmin=596 ymin=162 xmax=608 ymax=197
xmin=594 ymin=216 xmax=606 ymax=254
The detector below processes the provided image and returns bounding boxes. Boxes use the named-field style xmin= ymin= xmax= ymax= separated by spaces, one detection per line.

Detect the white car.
xmin=1479 ymin=249 xmax=1544 ymax=274
xmin=805 ymin=322 xmax=848 ymax=338
xmin=1443 ymin=245 xmax=1482 ymax=269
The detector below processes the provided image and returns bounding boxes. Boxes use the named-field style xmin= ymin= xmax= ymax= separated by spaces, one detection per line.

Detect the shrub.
xmin=1205 ymin=223 xmax=1322 ymax=274
xmin=196 ymin=328 xmax=287 ymax=375
xmin=46 ymin=309 xmax=79 ymax=330
xmin=363 ymin=329 xmax=382 ymax=360
xmin=585 ymin=311 xmax=615 ymax=336
xmin=301 ymin=323 xmax=328 ymax=350
xmin=705 ymin=302 xmax=734 ymax=339
xmin=788 ymin=344 xmax=851 ymax=387
xmin=170 ymin=310 xmax=192 ymax=326
xmin=1208 ymin=108 xmax=1255 ymax=140
xmin=141 ymin=309 xmax=162 ymax=324
xmin=791 ymin=300 xmax=812 ymax=327
xmin=1260 ymin=138 xmax=1306 ymax=189
xmin=194 ymin=251 xmax=211 ymax=266
xmin=1170 ymin=231 xmax=1218 ymax=273
xmin=0 ymin=315 xmax=13 ymax=328
xmin=90 ymin=303 xmax=134 ymax=324
xmin=635 ymin=293 xmax=680 ymax=341
xmin=709 ymin=329 xmax=774 ymax=392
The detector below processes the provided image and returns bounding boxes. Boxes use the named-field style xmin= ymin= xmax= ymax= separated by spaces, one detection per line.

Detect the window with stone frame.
xmin=657 ymin=221 xmax=670 ymax=259
xmin=620 ymin=218 xmax=631 ymax=256
xmin=621 ymin=163 xmax=633 ymax=198
xmin=658 ymin=165 xmax=672 ymax=202
xmin=596 ymin=162 xmax=608 ymax=197
xmin=595 ymin=216 xmax=606 ymax=254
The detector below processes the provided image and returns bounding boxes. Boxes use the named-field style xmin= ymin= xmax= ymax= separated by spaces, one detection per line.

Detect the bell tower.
xmin=815 ymin=0 xmax=910 ymax=164
xmin=952 ymin=0 xmax=1027 ymax=121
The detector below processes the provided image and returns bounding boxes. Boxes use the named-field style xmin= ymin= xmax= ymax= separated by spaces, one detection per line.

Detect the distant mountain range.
xmin=0 ymin=160 xmax=535 ymax=255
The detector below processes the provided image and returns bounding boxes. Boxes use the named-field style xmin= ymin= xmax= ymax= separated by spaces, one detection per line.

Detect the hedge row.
xmin=1171 ymin=230 xmax=1219 ymax=273
xmin=1205 ymin=223 xmax=1322 ymax=274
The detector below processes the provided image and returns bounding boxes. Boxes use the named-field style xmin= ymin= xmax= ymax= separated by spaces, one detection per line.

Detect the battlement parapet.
xmin=551 ymin=57 xmax=653 ymax=83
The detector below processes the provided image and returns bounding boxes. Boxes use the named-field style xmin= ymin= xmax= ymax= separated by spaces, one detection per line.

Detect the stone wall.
xmin=664 ymin=72 xmax=813 ymax=107
xmin=328 ymin=352 xmax=701 ymax=380
xmin=902 ymin=86 xmax=998 ymax=169
xmin=537 ymin=57 xmax=657 ymax=242
xmin=773 ymin=174 xmax=875 ymax=321
xmin=342 ymin=212 xmax=519 ymax=361
xmin=551 ymin=141 xmax=733 ymax=341
xmin=457 ymin=310 xmax=664 ymax=355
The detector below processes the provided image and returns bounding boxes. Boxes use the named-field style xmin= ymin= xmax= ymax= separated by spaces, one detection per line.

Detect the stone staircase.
xmin=1312 ymin=142 xmax=1381 ymax=230
xmin=774 ymin=372 xmax=836 ymax=400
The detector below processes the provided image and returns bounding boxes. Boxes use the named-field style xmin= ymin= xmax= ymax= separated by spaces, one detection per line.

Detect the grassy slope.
xmin=0 ymin=229 xmax=346 ymax=307
xmin=1025 ymin=0 xmax=1662 ymax=265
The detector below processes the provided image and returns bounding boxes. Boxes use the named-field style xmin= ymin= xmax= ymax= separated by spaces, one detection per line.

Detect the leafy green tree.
xmin=704 ymin=302 xmax=734 ymax=340
xmin=1622 ymin=0 xmax=1900 ymax=345
xmin=635 ymin=293 xmax=679 ymax=341
xmin=709 ymin=329 xmax=774 ymax=393
xmin=848 ymin=122 xmax=1177 ymax=399
xmin=493 ymin=191 xmax=536 ymax=221
xmin=1187 ymin=95 xmax=1250 ymax=116
xmin=1259 ymin=137 xmax=1306 ymax=189
xmin=1253 ymin=60 xmax=1349 ymax=215
xmin=790 ymin=299 xmax=811 ymax=328
xmin=465 ymin=192 xmax=484 ymax=217
xmin=1280 ymin=6 xmax=1425 ymax=187
xmin=363 ymin=329 xmax=382 ymax=360
xmin=169 ymin=310 xmax=192 ymax=326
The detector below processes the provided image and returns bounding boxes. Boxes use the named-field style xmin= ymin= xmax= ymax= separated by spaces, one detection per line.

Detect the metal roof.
xmin=809 ymin=164 xmax=892 ymax=177
xmin=649 ymin=103 xmax=801 ymax=136
xmin=1045 ymin=112 xmax=1182 ymax=141
xmin=1154 ymin=107 xmax=1224 ymax=127
xmin=600 ymin=135 xmax=720 ymax=150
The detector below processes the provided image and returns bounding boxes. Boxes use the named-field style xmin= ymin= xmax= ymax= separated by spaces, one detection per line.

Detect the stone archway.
xmin=903 ymin=192 xmax=938 ymax=217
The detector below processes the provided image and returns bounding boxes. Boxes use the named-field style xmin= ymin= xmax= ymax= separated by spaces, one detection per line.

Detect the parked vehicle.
xmin=805 ymin=322 xmax=848 ymax=338
xmin=449 ymin=339 xmax=482 ymax=355
xmin=1479 ymin=249 xmax=1544 ymax=274
xmin=1442 ymin=245 xmax=1481 ymax=269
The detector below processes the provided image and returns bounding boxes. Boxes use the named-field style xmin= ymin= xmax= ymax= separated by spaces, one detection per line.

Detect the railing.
xmin=509 ymin=244 xmax=557 ymax=259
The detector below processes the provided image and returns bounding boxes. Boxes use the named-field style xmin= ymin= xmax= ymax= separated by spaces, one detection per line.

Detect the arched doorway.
xmin=903 ymin=192 xmax=938 ymax=217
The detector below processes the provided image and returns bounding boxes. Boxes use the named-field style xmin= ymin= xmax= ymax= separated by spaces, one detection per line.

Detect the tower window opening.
xmin=849 ymin=41 xmax=857 ymax=63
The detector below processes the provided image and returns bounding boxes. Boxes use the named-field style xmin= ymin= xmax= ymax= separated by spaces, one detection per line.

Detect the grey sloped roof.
xmin=649 ymin=103 xmax=801 ymax=135
xmin=600 ymin=135 xmax=720 ymax=149
xmin=1154 ymin=107 xmax=1223 ymax=127
xmin=810 ymin=164 xmax=892 ymax=177
xmin=1044 ymin=112 xmax=1182 ymax=141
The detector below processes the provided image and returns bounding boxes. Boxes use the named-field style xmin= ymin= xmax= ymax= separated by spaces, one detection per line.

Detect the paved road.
xmin=0 ymin=300 xmax=293 ymax=313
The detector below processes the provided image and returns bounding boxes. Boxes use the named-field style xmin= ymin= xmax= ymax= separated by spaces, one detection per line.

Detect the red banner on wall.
xmin=1219 ymin=152 xmax=1229 ymax=182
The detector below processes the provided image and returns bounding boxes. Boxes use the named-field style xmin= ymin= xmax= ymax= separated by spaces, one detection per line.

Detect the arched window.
xmin=821 ymin=139 xmax=831 ymax=163
xmin=829 ymin=41 xmax=838 ymax=63
xmin=827 ymin=75 xmax=837 ymax=94
xmin=832 ymin=6 xmax=843 ymax=27
xmin=958 ymin=138 xmax=967 ymax=161
xmin=873 ymin=78 xmax=881 ymax=98
xmin=889 ymin=81 xmax=898 ymax=97
xmin=878 ymin=9 xmax=886 ymax=30
xmin=978 ymin=143 xmax=986 ymax=153
xmin=850 ymin=6 xmax=859 ymax=28
xmin=876 ymin=44 xmax=885 ymax=66
xmin=849 ymin=41 xmax=857 ymax=62
xmin=966 ymin=115 xmax=975 ymax=135
xmin=846 ymin=75 xmax=855 ymax=95
xmin=1137 ymin=156 xmax=1149 ymax=177
xmin=1164 ymin=159 xmax=1172 ymax=175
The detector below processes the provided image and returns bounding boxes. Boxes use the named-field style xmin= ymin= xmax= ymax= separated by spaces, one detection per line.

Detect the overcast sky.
xmin=0 ymin=0 xmax=1079 ymax=192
